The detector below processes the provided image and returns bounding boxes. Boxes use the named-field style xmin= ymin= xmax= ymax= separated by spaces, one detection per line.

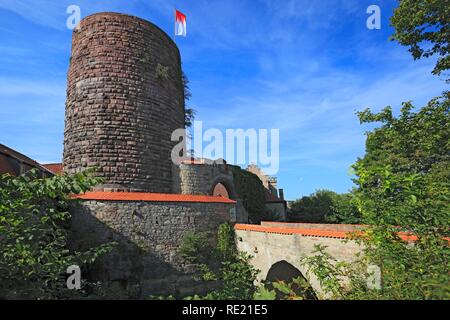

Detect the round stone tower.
xmin=63 ymin=13 xmax=185 ymax=192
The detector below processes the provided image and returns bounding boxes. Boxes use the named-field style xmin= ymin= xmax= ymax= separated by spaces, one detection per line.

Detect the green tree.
xmin=288 ymin=190 xmax=361 ymax=224
xmin=288 ymin=189 xmax=336 ymax=223
xmin=353 ymin=95 xmax=449 ymax=299
xmin=254 ymin=276 xmax=317 ymax=300
xmin=390 ymin=0 xmax=450 ymax=80
xmin=0 ymin=169 xmax=115 ymax=299
xmin=182 ymin=72 xmax=196 ymax=128
xmin=326 ymin=192 xmax=362 ymax=224
xmin=303 ymin=94 xmax=450 ymax=299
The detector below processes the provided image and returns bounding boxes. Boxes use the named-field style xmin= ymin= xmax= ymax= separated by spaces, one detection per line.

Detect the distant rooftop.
xmin=0 ymin=143 xmax=53 ymax=176
xmin=42 ymin=163 xmax=63 ymax=175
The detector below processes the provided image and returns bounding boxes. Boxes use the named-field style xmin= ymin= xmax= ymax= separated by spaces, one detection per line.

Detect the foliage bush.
xmin=288 ymin=189 xmax=361 ymax=224
xmin=390 ymin=0 xmax=449 ymax=80
xmin=326 ymin=192 xmax=362 ymax=224
xmin=179 ymin=231 xmax=216 ymax=265
xmin=178 ymin=222 xmax=259 ymax=300
xmin=254 ymin=276 xmax=317 ymax=300
xmin=302 ymin=95 xmax=450 ymax=300
xmin=0 ymin=169 xmax=115 ymax=299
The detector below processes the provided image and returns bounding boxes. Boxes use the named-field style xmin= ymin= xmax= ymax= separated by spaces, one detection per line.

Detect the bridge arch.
xmin=234 ymin=223 xmax=364 ymax=297
xmin=265 ymin=260 xmax=317 ymax=299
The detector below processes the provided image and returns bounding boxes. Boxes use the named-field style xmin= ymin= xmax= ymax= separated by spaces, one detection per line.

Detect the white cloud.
xmin=192 ymin=54 xmax=447 ymax=175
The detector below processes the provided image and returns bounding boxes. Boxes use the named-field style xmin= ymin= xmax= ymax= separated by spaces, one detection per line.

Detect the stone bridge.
xmin=234 ymin=222 xmax=365 ymax=296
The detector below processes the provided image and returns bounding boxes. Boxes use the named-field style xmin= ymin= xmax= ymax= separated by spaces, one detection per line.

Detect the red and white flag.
xmin=175 ymin=10 xmax=187 ymax=37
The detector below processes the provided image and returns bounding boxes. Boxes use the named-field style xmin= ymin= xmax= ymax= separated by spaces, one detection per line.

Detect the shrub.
xmin=0 ymin=169 xmax=115 ymax=299
xmin=178 ymin=222 xmax=260 ymax=300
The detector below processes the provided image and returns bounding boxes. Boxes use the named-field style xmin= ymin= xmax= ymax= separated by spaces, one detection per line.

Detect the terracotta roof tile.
xmin=234 ymin=223 xmax=427 ymax=242
xmin=42 ymin=163 xmax=63 ymax=175
xmin=234 ymin=223 xmax=353 ymax=239
xmin=72 ymin=191 xmax=237 ymax=204
xmin=262 ymin=221 xmax=367 ymax=228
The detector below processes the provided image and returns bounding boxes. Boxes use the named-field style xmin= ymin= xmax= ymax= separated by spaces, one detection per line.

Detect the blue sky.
xmin=0 ymin=0 xmax=447 ymax=200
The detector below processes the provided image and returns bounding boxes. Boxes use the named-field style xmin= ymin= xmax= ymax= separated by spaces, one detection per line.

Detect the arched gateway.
xmin=266 ymin=260 xmax=317 ymax=299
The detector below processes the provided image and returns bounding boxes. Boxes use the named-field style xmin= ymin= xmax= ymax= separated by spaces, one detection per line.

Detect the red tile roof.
xmin=235 ymin=223 xmax=354 ymax=239
xmin=42 ymin=163 xmax=63 ymax=175
xmin=234 ymin=223 xmax=424 ymax=242
xmin=260 ymin=221 xmax=367 ymax=231
xmin=72 ymin=191 xmax=237 ymax=204
xmin=262 ymin=221 xmax=366 ymax=227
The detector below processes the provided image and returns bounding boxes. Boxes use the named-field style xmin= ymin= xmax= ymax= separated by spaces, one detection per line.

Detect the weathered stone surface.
xmin=63 ymin=13 xmax=185 ymax=192
xmin=61 ymin=13 xmax=248 ymax=299
xmin=235 ymin=227 xmax=363 ymax=297
xmin=173 ymin=163 xmax=235 ymax=196
xmin=69 ymin=199 xmax=233 ymax=298
xmin=172 ymin=163 xmax=249 ymax=222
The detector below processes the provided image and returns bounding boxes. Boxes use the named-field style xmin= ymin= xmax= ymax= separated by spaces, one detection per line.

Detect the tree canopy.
xmin=304 ymin=94 xmax=450 ymax=299
xmin=288 ymin=189 xmax=361 ymax=224
xmin=391 ymin=0 xmax=450 ymax=80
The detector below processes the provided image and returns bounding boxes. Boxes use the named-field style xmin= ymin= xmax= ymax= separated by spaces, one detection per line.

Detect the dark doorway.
xmin=212 ymin=182 xmax=230 ymax=198
xmin=265 ymin=260 xmax=317 ymax=300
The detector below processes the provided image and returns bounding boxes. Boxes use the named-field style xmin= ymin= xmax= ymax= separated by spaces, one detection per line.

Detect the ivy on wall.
xmin=176 ymin=222 xmax=259 ymax=300
xmin=229 ymin=165 xmax=268 ymax=223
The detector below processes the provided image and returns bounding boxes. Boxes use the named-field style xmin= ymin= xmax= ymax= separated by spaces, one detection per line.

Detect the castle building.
xmin=246 ymin=164 xmax=287 ymax=220
xmin=0 ymin=12 xmax=286 ymax=297
xmin=62 ymin=13 xmax=247 ymax=297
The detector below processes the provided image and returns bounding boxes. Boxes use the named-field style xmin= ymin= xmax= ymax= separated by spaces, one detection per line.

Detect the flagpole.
xmin=173 ymin=8 xmax=176 ymax=42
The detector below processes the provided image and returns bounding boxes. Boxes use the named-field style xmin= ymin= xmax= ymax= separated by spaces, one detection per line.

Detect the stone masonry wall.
xmin=69 ymin=199 xmax=233 ymax=298
xmin=235 ymin=228 xmax=363 ymax=297
xmin=174 ymin=163 xmax=236 ymax=196
xmin=63 ymin=13 xmax=185 ymax=192
xmin=172 ymin=163 xmax=249 ymax=222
